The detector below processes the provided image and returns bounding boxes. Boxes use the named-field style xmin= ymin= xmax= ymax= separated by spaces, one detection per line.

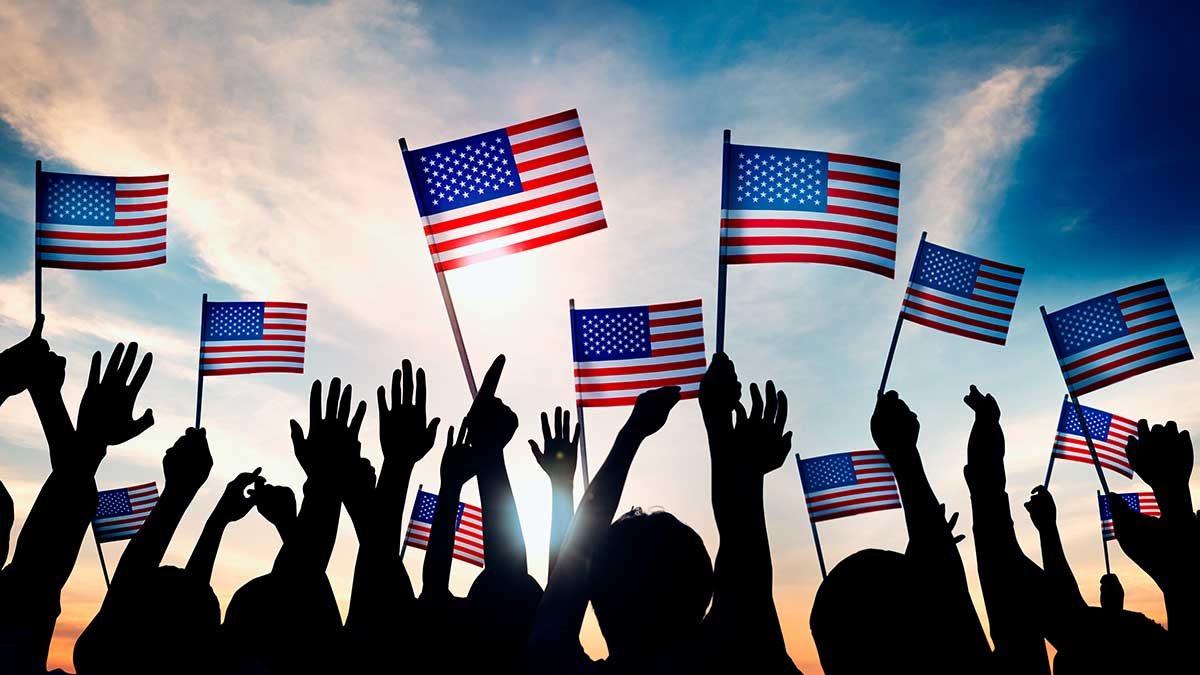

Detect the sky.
xmin=0 ymin=1 xmax=1197 ymax=672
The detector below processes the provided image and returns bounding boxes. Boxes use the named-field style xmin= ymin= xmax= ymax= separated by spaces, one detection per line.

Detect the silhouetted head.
xmin=1053 ymin=606 xmax=1169 ymax=674
xmin=75 ymin=566 xmax=219 ymax=675
xmin=222 ymin=571 xmax=342 ymax=673
xmin=812 ymin=549 xmax=944 ymax=674
xmin=589 ymin=508 xmax=713 ymax=658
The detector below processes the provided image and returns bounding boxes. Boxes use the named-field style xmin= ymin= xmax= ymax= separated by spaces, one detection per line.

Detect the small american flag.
xmin=200 ymin=301 xmax=307 ymax=376
xmin=798 ymin=450 xmax=901 ymax=522
xmin=720 ymin=143 xmax=900 ymax=278
xmin=93 ymin=482 xmax=159 ymax=543
xmin=405 ymin=109 xmax=606 ymax=272
xmin=901 ymin=240 xmax=1024 ymax=345
xmin=571 ymin=299 xmax=705 ymax=407
xmin=1099 ymin=491 xmax=1159 ymax=541
xmin=1052 ymin=400 xmax=1137 ymax=479
xmin=36 ymin=170 xmax=168 ymax=270
xmin=404 ymin=489 xmax=484 ymax=567
xmin=1045 ymin=279 xmax=1192 ymax=396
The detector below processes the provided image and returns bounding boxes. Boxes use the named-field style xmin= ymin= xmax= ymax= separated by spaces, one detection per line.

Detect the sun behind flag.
xmin=900 ymin=239 xmax=1024 ymax=345
xmin=570 ymin=299 xmax=706 ymax=407
xmin=36 ymin=169 xmax=169 ymax=270
xmin=720 ymin=143 xmax=900 ymax=278
xmin=1099 ymin=491 xmax=1159 ymax=541
xmin=403 ymin=489 xmax=484 ymax=567
xmin=403 ymin=109 xmax=606 ymax=272
xmin=1051 ymin=399 xmax=1137 ymax=479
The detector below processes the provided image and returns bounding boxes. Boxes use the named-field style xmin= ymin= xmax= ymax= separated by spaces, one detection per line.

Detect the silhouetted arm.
xmin=1025 ymin=486 xmax=1084 ymax=611
xmin=0 ymin=479 xmax=11 ymax=567
xmin=376 ymin=360 xmax=440 ymax=553
xmin=422 ymin=420 xmax=475 ymax=599
xmin=186 ymin=468 xmax=263 ymax=585
xmin=530 ymin=407 xmax=579 ymax=576
xmin=528 ymin=387 xmax=680 ymax=672
xmin=700 ymin=354 xmax=793 ymax=668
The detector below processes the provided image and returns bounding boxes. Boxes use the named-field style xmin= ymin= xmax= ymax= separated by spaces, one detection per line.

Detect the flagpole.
xmin=1099 ymin=490 xmax=1111 ymax=575
xmin=878 ymin=231 xmax=927 ymax=394
xmin=399 ymin=483 xmax=421 ymax=562
xmin=398 ymin=138 xmax=478 ymax=397
xmin=796 ymin=453 xmax=828 ymax=579
xmin=194 ymin=293 xmax=208 ymax=429
xmin=34 ymin=160 xmax=42 ymax=319
xmin=1041 ymin=306 xmax=1110 ymax=495
xmin=1043 ymin=393 xmax=1069 ymax=487
xmin=93 ymin=529 xmax=110 ymax=588
xmin=568 ymin=299 xmax=591 ymax=488
xmin=715 ymin=129 xmax=732 ymax=354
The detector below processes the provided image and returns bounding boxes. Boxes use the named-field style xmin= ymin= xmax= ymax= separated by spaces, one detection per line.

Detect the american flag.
xmin=901 ymin=240 xmax=1024 ymax=345
xmin=93 ymin=482 xmax=159 ymax=543
xmin=200 ymin=301 xmax=307 ymax=376
xmin=720 ymin=143 xmax=900 ymax=278
xmin=403 ymin=489 xmax=484 ymax=567
xmin=1045 ymin=279 xmax=1192 ymax=396
xmin=36 ymin=170 xmax=168 ymax=270
xmin=797 ymin=450 xmax=901 ymax=522
xmin=571 ymin=299 xmax=705 ymax=407
xmin=1051 ymin=399 xmax=1137 ymax=479
xmin=1098 ymin=491 xmax=1159 ymax=541
xmin=405 ymin=109 xmax=606 ymax=272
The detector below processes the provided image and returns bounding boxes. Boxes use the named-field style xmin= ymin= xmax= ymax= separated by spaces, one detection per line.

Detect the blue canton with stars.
xmin=37 ymin=171 xmax=117 ymax=226
xmin=1048 ymin=293 xmax=1128 ymax=357
xmin=94 ymin=488 xmax=134 ymax=518
xmin=204 ymin=302 xmax=266 ymax=341
xmin=723 ymin=143 xmax=828 ymax=211
xmin=1056 ymin=401 xmax=1115 ymax=441
xmin=912 ymin=242 xmax=981 ymax=299
xmin=1099 ymin=493 xmax=1143 ymax=520
xmin=571 ymin=306 xmax=652 ymax=362
xmin=411 ymin=130 xmax=522 ymax=217
xmin=799 ymin=453 xmax=858 ymax=493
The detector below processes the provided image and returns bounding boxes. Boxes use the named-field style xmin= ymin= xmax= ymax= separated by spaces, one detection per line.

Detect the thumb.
xmin=31 ymin=313 xmax=45 ymax=339
xmin=130 ymin=409 xmax=155 ymax=438
xmin=529 ymin=439 xmax=542 ymax=461
xmin=289 ymin=419 xmax=304 ymax=445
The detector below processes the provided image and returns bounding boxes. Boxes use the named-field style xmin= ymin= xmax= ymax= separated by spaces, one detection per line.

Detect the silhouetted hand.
xmin=255 ymin=482 xmax=298 ymax=538
xmin=0 ymin=314 xmax=49 ymax=403
xmin=1100 ymin=573 xmax=1124 ymax=611
xmin=1023 ymin=486 xmax=1056 ymax=531
xmin=941 ymin=506 xmax=967 ymax=546
xmin=76 ymin=342 xmax=154 ymax=450
xmin=963 ymin=385 xmax=1000 ymax=424
xmin=699 ymin=352 xmax=741 ymax=433
xmin=623 ymin=386 xmax=681 ymax=438
xmin=212 ymin=468 xmax=265 ymax=524
xmin=530 ymin=407 xmax=580 ymax=486
xmin=440 ymin=420 xmax=478 ymax=487
xmin=290 ymin=378 xmax=368 ymax=483
xmin=1127 ymin=419 xmax=1193 ymax=495
xmin=163 ymin=427 xmax=213 ymax=496
xmin=26 ymin=348 xmax=67 ymax=398
xmin=726 ymin=381 xmax=792 ymax=475
xmin=962 ymin=385 xmax=1007 ymax=494
xmin=378 ymin=359 xmax=441 ymax=467
xmin=871 ymin=390 xmax=919 ymax=474
xmin=465 ymin=356 xmax=518 ymax=455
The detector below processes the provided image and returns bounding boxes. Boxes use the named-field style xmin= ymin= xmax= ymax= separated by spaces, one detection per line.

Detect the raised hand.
xmin=725 ymin=381 xmax=791 ymax=475
xmin=699 ymin=352 xmax=741 ymax=434
xmin=530 ymin=407 xmax=580 ymax=485
xmin=963 ymin=384 xmax=1001 ymax=424
xmin=254 ymin=482 xmax=298 ymax=539
xmin=0 ymin=314 xmax=49 ymax=403
xmin=76 ymin=342 xmax=154 ymax=448
xmin=871 ymin=390 xmax=920 ymax=474
xmin=465 ymin=355 xmax=518 ymax=454
xmin=212 ymin=468 xmax=265 ymax=524
xmin=1023 ymin=485 xmax=1056 ymax=532
xmin=290 ymin=378 xmax=368 ymax=483
xmin=440 ymin=420 xmax=478 ymax=487
xmin=377 ymin=359 xmax=441 ymax=467
xmin=623 ymin=386 xmax=681 ymax=439
xmin=1100 ymin=573 xmax=1125 ymax=611
xmin=163 ymin=427 xmax=213 ymax=496
xmin=1127 ymin=420 xmax=1193 ymax=497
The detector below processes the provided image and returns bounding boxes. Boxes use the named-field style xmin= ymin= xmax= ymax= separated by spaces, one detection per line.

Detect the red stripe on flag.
xmin=115 ymin=214 xmax=167 ymax=226
xmin=973 ymin=281 xmax=1019 ymax=297
xmin=720 ymin=235 xmax=895 ymax=260
xmin=810 ymin=501 xmax=900 ymax=522
xmin=202 ymin=344 xmax=305 ymax=353
xmin=825 ymin=204 xmax=897 ymax=225
xmin=38 ymin=243 xmax=165 ymax=255
xmin=901 ymin=311 xmax=1008 ymax=345
xmin=515 ymin=144 xmax=590 ymax=174
xmin=575 ymin=374 xmax=703 ymax=393
xmin=905 ymin=289 xmax=1012 ymax=321
xmin=38 ymin=257 xmax=165 ymax=270
xmin=826 ymin=187 xmax=899 ymax=208
xmin=37 ymin=228 xmax=166 ymax=241
xmin=116 ymin=187 xmax=169 ymax=198
xmin=721 ymin=253 xmax=895 ymax=278
xmin=114 ymin=174 xmax=169 ymax=184
xmin=114 ymin=201 xmax=167 ymax=212
xmin=505 ymin=109 xmax=579 ymax=136
xmin=265 ymin=302 xmax=308 ymax=309
xmin=519 ymin=163 xmax=594 ymax=191
xmin=1065 ymin=341 xmax=1192 ymax=388
xmin=203 ymin=366 xmax=305 ymax=376
xmin=650 ymin=327 xmax=703 ymax=341
xmin=650 ymin=299 xmax=703 ymax=312
xmin=826 ymin=153 xmax=901 ymax=172
xmin=1063 ymin=327 xmax=1185 ymax=370
xmin=826 ymin=170 xmax=899 ymax=189
xmin=425 ymin=183 xmax=599 ymax=236
xmin=976 ymin=268 xmax=1023 ymax=284
xmin=579 ymin=390 xmax=699 ymax=407
xmin=434 ymin=219 xmax=606 ymax=272
xmin=263 ymin=323 xmax=305 ymax=332
xmin=575 ymin=358 xmax=707 ymax=378
xmin=981 ymin=258 xmax=1026 ymax=274
xmin=649 ymin=313 xmax=702 ymax=327
xmin=721 ymin=218 xmax=896 ymax=242
xmin=431 ymin=201 xmax=603 ymax=252
xmin=203 ymin=356 xmax=305 ymax=365
xmin=509 ymin=126 xmax=584 ymax=155
xmin=650 ymin=343 xmax=706 ymax=357
xmin=1123 ymin=299 xmax=1175 ymax=322
xmin=1118 ymin=279 xmax=1166 ymax=297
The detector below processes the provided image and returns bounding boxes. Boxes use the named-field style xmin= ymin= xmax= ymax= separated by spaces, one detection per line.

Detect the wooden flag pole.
xmin=569 ymin=299 xmax=591 ymax=488
xmin=93 ymin=529 xmax=111 ymax=588
xmin=34 ymin=160 xmax=42 ymax=319
xmin=194 ymin=293 xmax=208 ymax=429
xmin=398 ymin=138 xmax=478 ymax=397
xmin=1042 ymin=393 xmax=1070 ymax=487
xmin=715 ymin=129 xmax=732 ymax=354
xmin=878 ymin=231 xmax=927 ymax=394
xmin=1099 ymin=490 xmax=1112 ymax=575
xmin=399 ymin=483 xmax=422 ymax=562
xmin=1040 ymin=306 xmax=1110 ymax=495
xmin=795 ymin=453 xmax=828 ymax=579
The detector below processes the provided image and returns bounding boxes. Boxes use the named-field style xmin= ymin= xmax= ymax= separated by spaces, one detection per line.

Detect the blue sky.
xmin=0 ymin=1 xmax=1196 ymax=672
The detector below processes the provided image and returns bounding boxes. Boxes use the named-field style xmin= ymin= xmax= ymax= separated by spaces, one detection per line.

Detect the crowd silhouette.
xmin=0 ymin=315 xmax=1194 ymax=674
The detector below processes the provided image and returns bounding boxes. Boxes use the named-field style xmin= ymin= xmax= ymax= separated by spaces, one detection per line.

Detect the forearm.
xmin=275 ymin=480 xmax=339 ymax=574
xmin=477 ymin=459 xmax=528 ymax=577
xmin=29 ymin=388 xmax=75 ymax=471
xmin=113 ymin=487 xmax=194 ymax=585
xmin=10 ymin=470 xmax=96 ymax=588
xmin=422 ymin=480 xmax=464 ymax=596
xmin=1037 ymin=525 xmax=1084 ymax=609
xmin=546 ymin=481 xmax=574 ymax=576
xmin=1154 ymin=483 xmax=1195 ymax=525
xmin=890 ymin=451 xmax=943 ymax=545
xmin=376 ymin=459 xmax=414 ymax=553
xmin=185 ymin=514 xmax=229 ymax=584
